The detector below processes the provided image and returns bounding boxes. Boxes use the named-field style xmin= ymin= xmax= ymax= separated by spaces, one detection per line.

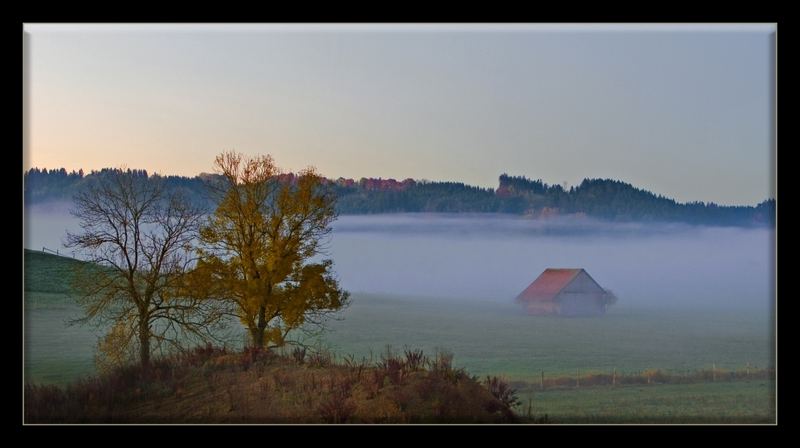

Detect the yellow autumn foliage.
xmin=188 ymin=152 xmax=349 ymax=349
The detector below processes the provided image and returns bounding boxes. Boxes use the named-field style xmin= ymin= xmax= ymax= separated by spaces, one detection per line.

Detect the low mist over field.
xmin=25 ymin=202 xmax=774 ymax=312
xmin=330 ymin=214 xmax=773 ymax=311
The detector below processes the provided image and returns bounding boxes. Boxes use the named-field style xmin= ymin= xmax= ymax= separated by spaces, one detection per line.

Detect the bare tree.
xmin=66 ymin=169 xmax=227 ymax=368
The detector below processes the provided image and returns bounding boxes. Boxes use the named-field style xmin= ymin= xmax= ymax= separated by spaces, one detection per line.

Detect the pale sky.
xmin=23 ymin=24 xmax=775 ymax=205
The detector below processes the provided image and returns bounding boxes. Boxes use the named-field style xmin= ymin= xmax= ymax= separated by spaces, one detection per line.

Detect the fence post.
xmin=712 ymin=363 xmax=716 ymax=382
xmin=746 ymin=362 xmax=750 ymax=378
xmin=527 ymin=396 xmax=533 ymax=419
xmin=612 ymin=367 xmax=616 ymax=386
xmin=540 ymin=370 xmax=544 ymax=390
xmin=576 ymin=368 xmax=580 ymax=388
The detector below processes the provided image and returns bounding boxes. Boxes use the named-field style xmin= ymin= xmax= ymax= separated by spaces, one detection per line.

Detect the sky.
xmin=23 ymin=24 xmax=775 ymax=205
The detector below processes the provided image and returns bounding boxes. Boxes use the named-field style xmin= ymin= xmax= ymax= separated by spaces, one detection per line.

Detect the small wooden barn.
xmin=515 ymin=268 xmax=612 ymax=316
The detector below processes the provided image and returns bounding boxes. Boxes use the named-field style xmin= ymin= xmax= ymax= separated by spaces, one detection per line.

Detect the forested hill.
xmin=23 ymin=169 xmax=775 ymax=227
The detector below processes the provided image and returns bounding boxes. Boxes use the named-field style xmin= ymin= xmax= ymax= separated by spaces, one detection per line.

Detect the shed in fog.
xmin=515 ymin=268 xmax=613 ymax=316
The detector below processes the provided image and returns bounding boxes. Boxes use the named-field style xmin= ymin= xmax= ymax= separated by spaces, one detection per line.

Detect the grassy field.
xmin=24 ymin=291 xmax=101 ymax=385
xmin=24 ymin=250 xmax=105 ymax=385
xmin=26 ymin=290 xmax=773 ymax=385
xmin=23 ymin=250 xmax=776 ymax=422
xmin=513 ymin=381 xmax=775 ymax=423
xmin=318 ymin=294 xmax=773 ymax=380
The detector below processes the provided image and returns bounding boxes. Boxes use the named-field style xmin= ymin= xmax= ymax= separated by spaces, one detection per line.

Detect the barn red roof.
xmin=516 ymin=268 xmax=583 ymax=303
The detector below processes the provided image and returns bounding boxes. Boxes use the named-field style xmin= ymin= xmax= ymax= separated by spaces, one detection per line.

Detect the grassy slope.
xmin=24 ymin=249 xmax=87 ymax=294
xmin=24 ymin=250 xmax=100 ymax=384
xmin=21 ymin=252 xmax=516 ymax=423
xmin=25 ymin=347 xmax=516 ymax=424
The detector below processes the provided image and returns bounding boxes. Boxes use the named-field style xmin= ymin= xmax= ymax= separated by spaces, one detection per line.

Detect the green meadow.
xmin=23 ymin=250 xmax=775 ymax=422
xmin=513 ymin=381 xmax=774 ymax=423
xmin=319 ymin=294 xmax=772 ymax=380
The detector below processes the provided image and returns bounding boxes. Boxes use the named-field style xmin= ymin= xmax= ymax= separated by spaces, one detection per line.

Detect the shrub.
xmin=403 ymin=348 xmax=427 ymax=372
xmin=318 ymin=394 xmax=356 ymax=423
xmin=291 ymin=346 xmax=307 ymax=365
xmin=26 ymin=344 xmax=520 ymax=423
xmin=377 ymin=357 xmax=405 ymax=385
xmin=431 ymin=350 xmax=454 ymax=373
xmin=317 ymin=377 xmax=356 ymax=423
xmin=484 ymin=376 xmax=520 ymax=409
xmin=308 ymin=349 xmax=333 ymax=368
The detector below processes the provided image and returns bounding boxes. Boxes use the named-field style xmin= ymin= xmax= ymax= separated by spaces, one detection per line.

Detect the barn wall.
xmin=518 ymin=270 xmax=608 ymax=317
xmin=525 ymin=302 xmax=559 ymax=316
xmin=557 ymin=292 xmax=606 ymax=316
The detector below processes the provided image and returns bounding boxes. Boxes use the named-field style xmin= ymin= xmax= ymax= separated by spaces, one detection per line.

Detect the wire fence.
xmin=509 ymin=364 xmax=775 ymax=393
xmin=41 ymin=246 xmax=76 ymax=259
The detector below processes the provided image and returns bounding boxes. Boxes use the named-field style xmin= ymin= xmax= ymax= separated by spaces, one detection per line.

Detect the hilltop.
xmin=23 ymin=168 xmax=775 ymax=227
xmin=24 ymin=249 xmax=90 ymax=294
xmin=25 ymin=345 xmax=519 ymax=423
xmin=23 ymin=248 xmax=520 ymax=424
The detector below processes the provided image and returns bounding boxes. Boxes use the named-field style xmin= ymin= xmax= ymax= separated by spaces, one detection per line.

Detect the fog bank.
xmin=24 ymin=204 xmax=774 ymax=311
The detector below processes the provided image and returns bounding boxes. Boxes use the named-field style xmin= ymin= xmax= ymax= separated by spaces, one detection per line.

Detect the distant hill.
xmin=23 ymin=168 xmax=775 ymax=227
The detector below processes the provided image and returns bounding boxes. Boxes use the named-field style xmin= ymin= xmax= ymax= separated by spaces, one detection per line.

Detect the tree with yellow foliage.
xmin=188 ymin=152 xmax=349 ymax=349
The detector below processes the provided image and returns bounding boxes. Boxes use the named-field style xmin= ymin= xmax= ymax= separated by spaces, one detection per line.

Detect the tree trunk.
xmin=250 ymin=305 xmax=268 ymax=349
xmin=139 ymin=320 xmax=151 ymax=368
xmin=250 ymin=327 xmax=265 ymax=349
